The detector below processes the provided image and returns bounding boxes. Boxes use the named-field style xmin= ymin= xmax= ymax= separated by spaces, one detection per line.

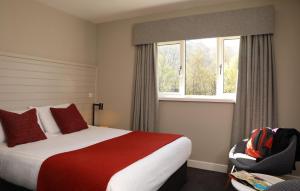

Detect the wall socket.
xmin=88 ymin=93 xmax=93 ymax=98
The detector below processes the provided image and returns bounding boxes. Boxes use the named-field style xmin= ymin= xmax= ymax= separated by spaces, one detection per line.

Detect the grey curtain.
xmin=231 ymin=34 xmax=277 ymax=146
xmin=132 ymin=44 xmax=158 ymax=132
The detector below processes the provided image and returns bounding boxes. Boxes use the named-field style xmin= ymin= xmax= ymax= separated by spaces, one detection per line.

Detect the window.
xmin=157 ymin=37 xmax=240 ymax=102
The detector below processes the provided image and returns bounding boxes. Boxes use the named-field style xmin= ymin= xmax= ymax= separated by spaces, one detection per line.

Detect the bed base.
xmin=0 ymin=178 xmax=29 ymax=191
xmin=158 ymin=161 xmax=187 ymax=191
xmin=0 ymin=161 xmax=187 ymax=191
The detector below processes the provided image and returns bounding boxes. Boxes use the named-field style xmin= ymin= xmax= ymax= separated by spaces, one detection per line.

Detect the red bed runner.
xmin=37 ymin=131 xmax=182 ymax=191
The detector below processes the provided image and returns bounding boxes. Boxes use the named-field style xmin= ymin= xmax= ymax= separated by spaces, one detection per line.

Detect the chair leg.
xmin=230 ymin=165 xmax=236 ymax=173
xmin=225 ymin=165 xmax=236 ymax=188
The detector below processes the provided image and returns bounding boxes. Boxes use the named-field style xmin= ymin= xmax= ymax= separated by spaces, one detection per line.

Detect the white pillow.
xmin=0 ymin=122 xmax=4 ymax=143
xmin=0 ymin=109 xmax=43 ymax=143
xmin=45 ymin=132 xmax=60 ymax=138
xmin=30 ymin=104 xmax=70 ymax=134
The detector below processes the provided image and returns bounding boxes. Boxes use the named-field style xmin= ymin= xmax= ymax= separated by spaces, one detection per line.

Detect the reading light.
xmin=92 ymin=103 xmax=103 ymax=126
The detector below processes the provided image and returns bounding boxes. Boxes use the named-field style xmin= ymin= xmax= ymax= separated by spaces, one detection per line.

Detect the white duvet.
xmin=0 ymin=126 xmax=191 ymax=191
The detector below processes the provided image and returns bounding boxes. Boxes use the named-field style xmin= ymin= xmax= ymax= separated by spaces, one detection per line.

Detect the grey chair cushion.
xmin=267 ymin=180 xmax=300 ymax=191
xmin=236 ymin=158 xmax=256 ymax=167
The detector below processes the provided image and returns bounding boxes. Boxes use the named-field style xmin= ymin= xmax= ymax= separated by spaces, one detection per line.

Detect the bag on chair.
xmin=245 ymin=127 xmax=273 ymax=159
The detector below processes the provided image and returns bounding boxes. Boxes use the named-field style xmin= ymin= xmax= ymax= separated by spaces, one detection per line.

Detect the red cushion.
xmin=0 ymin=109 xmax=47 ymax=147
xmin=50 ymin=104 xmax=88 ymax=134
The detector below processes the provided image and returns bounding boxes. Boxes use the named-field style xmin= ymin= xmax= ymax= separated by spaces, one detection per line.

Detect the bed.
xmin=0 ymin=126 xmax=191 ymax=191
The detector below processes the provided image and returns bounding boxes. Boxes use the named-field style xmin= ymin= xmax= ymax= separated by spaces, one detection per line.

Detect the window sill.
xmin=158 ymin=95 xmax=236 ymax=103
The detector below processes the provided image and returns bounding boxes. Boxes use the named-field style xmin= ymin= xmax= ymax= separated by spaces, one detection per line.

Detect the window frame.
xmin=157 ymin=36 xmax=239 ymax=103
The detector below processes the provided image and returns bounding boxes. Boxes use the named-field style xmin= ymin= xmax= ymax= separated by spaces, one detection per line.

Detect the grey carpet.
xmin=181 ymin=167 xmax=235 ymax=191
xmin=0 ymin=167 xmax=236 ymax=191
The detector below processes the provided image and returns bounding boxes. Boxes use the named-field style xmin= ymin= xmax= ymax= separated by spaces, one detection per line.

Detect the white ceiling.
xmin=35 ymin=0 xmax=246 ymax=23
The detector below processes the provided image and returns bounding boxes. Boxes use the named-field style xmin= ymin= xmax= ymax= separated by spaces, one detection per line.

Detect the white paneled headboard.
xmin=0 ymin=51 xmax=97 ymax=124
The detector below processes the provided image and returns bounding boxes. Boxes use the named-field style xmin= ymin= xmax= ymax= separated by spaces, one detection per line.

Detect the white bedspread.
xmin=0 ymin=126 xmax=191 ymax=191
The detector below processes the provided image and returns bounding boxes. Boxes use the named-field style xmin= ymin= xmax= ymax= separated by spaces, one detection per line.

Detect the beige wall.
xmin=158 ymin=102 xmax=233 ymax=164
xmin=0 ymin=0 xmax=97 ymax=123
xmin=0 ymin=0 xmax=97 ymax=65
xmin=274 ymin=0 xmax=300 ymax=175
xmin=96 ymin=0 xmax=300 ymax=175
xmin=274 ymin=0 xmax=300 ymax=134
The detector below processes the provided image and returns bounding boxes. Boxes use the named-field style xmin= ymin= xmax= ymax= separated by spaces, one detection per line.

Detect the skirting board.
xmin=187 ymin=159 xmax=228 ymax=173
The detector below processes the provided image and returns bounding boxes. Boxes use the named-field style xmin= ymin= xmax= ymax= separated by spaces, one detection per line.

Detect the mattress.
xmin=0 ymin=126 xmax=191 ymax=191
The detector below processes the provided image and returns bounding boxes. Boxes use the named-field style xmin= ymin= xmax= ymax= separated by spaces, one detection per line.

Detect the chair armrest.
xmin=229 ymin=139 xmax=248 ymax=159
xmin=229 ymin=139 xmax=255 ymax=171
xmin=235 ymin=140 xmax=248 ymax=154
xmin=252 ymin=135 xmax=297 ymax=175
